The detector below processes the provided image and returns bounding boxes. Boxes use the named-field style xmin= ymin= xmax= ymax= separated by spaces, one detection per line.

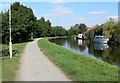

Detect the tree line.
xmin=1 ymin=2 xmax=67 ymax=44
xmin=67 ymin=23 xmax=87 ymax=36
xmin=1 ymin=2 xmax=120 ymax=44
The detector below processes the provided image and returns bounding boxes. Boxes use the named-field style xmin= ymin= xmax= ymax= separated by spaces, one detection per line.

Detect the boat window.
xmin=103 ymin=37 xmax=105 ymax=38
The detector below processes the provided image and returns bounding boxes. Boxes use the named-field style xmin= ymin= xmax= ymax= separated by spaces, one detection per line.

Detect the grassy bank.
xmin=1 ymin=43 xmax=26 ymax=81
xmin=38 ymin=38 xmax=119 ymax=81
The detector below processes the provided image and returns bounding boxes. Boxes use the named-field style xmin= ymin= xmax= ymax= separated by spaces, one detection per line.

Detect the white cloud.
xmin=88 ymin=11 xmax=107 ymax=15
xmin=107 ymin=15 xmax=118 ymax=19
xmin=107 ymin=15 xmax=118 ymax=20
xmin=42 ymin=6 xmax=74 ymax=18
xmin=51 ymin=7 xmax=74 ymax=15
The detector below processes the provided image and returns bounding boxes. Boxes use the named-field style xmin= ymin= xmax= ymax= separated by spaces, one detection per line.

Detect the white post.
xmin=9 ymin=0 xmax=12 ymax=58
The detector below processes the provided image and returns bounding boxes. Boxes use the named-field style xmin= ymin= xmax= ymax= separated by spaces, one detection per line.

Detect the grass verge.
xmin=38 ymin=38 xmax=119 ymax=81
xmin=1 ymin=43 xmax=26 ymax=81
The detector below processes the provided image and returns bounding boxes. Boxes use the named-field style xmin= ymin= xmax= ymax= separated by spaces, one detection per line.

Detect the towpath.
xmin=16 ymin=38 xmax=70 ymax=81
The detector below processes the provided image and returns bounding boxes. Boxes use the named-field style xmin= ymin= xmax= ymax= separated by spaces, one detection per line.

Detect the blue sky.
xmin=1 ymin=1 xmax=118 ymax=29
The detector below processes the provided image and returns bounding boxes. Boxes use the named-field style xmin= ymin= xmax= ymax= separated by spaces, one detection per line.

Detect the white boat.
xmin=93 ymin=36 xmax=109 ymax=44
xmin=77 ymin=34 xmax=83 ymax=39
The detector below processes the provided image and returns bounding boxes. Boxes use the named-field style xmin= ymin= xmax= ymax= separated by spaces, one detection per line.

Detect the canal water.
xmin=49 ymin=38 xmax=120 ymax=68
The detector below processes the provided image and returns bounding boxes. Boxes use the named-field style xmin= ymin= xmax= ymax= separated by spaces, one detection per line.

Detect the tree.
xmin=46 ymin=20 xmax=52 ymax=36
xmin=78 ymin=23 xmax=87 ymax=33
xmin=94 ymin=26 xmax=103 ymax=36
xmin=36 ymin=17 xmax=46 ymax=37
xmin=36 ymin=17 xmax=52 ymax=37
xmin=113 ymin=22 xmax=120 ymax=43
xmin=1 ymin=11 xmax=9 ymax=44
xmin=52 ymin=26 xmax=66 ymax=36
xmin=2 ymin=2 xmax=37 ymax=43
xmin=102 ymin=18 xmax=116 ymax=38
xmin=68 ymin=26 xmax=79 ymax=36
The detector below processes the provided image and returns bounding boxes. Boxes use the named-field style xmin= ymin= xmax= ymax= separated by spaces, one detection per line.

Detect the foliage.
xmin=1 ymin=43 xmax=26 ymax=81
xmin=111 ymin=22 xmax=120 ymax=43
xmin=36 ymin=18 xmax=67 ymax=37
xmin=1 ymin=11 xmax=9 ymax=44
xmin=78 ymin=23 xmax=87 ymax=33
xmin=2 ymin=2 xmax=37 ymax=43
xmin=51 ymin=26 xmax=66 ymax=36
xmin=1 ymin=2 xmax=67 ymax=44
xmin=68 ymin=23 xmax=87 ymax=36
xmin=86 ymin=19 xmax=120 ymax=44
xmin=36 ymin=17 xmax=52 ymax=37
xmin=38 ymin=39 xmax=119 ymax=81
xmin=2 ymin=2 xmax=119 ymax=44
xmin=68 ymin=26 xmax=79 ymax=36
xmin=102 ymin=19 xmax=116 ymax=38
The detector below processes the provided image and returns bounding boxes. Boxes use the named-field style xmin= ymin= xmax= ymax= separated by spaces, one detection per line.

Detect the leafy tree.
xmin=102 ymin=18 xmax=116 ymax=38
xmin=36 ymin=17 xmax=52 ymax=37
xmin=46 ymin=20 xmax=52 ymax=36
xmin=1 ymin=11 xmax=9 ymax=44
xmin=94 ymin=26 xmax=103 ymax=36
xmin=2 ymin=2 xmax=37 ymax=43
xmin=36 ymin=17 xmax=46 ymax=37
xmin=113 ymin=22 xmax=120 ymax=43
xmin=68 ymin=23 xmax=87 ymax=36
xmin=68 ymin=26 xmax=79 ymax=36
xmin=78 ymin=23 xmax=87 ymax=33
xmin=52 ymin=26 xmax=66 ymax=36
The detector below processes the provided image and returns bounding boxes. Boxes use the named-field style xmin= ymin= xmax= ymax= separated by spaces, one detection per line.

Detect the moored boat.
xmin=93 ymin=36 xmax=109 ymax=44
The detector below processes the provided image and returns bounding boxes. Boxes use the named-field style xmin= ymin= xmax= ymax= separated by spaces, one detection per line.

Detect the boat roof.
xmin=94 ymin=35 xmax=105 ymax=37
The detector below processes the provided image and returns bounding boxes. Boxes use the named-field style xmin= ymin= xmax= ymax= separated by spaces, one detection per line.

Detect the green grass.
xmin=1 ymin=43 xmax=26 ymax=81
xmin=38 ymin=38 xmax=119 ymax=81
xmin=0 ymin=57 xmax=1 ymax=82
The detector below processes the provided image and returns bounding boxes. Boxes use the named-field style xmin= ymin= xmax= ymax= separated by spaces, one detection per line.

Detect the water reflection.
xmin=77 ymin=39 xmax=87 ymax=51
xmin=78 ymin=39 xmax=82 ymax=45
xmin=94 ymin=43 xmax=109 ymax=51
xmin=49 ymin=38 xmax=120 ymax=67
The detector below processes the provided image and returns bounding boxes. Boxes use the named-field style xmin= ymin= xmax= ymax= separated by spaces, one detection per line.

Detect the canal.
xmin=49 ymin=38 xmax=120 ymax=68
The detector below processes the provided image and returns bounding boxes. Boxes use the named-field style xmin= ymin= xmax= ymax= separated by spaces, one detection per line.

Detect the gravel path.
xmin=16 ymin=38 xmax=70 ymax=81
